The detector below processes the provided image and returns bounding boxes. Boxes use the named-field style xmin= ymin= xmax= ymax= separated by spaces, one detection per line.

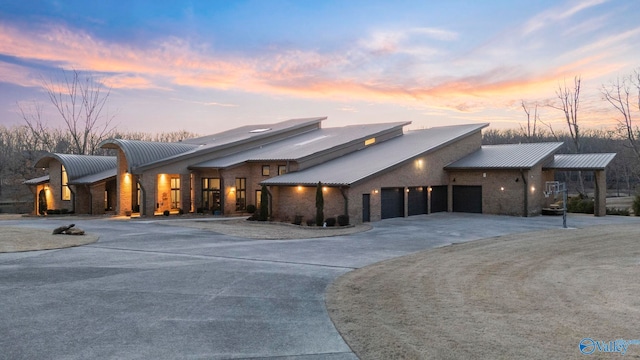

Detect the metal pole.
xmin=562 ymin=188 xmax=567 ymax=229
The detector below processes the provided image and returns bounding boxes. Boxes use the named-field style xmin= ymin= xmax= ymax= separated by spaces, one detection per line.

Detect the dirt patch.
xmin=0 ymin=227 xmax=98 ymax=253
xmin=163 ymin=218 xmax=372 ymax=239
xmin=327 ymin=224 xmax=640 ymax=359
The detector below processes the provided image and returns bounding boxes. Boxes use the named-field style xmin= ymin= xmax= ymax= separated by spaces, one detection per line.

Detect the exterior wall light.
xmin=373 ymin=189 xmax=379 ymax=194
xmin=427 ymin=187 xmax=432 ymax=192
xmin=322 ymin=186 xmax=328 ymax=192
xmin=500 ymin=187 xmax=504 ymax=191
xmin=406 ymin=188 xmax=410 ymax=193
xmin=531 ymin=186 xmax=536 ymax=193
xmin=230 ymin=186 xmax=236 ymax=193
xmin=297 ymin=185 xmax=303 ymax=191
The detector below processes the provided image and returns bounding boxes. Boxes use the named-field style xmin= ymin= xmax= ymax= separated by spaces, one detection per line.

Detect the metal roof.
xmin=23 ymin=175 xmax=50 ymax=185
xmin=261 ymin=123 xmax=488 ymax=186
xmin=69 ymin=168 xmax=117 ymax=185
xmin=181 ymin=117 xmax=325 ymax=145
xmin=190 ymin=122 xmax=409 ymax=169
xmin=110 ymin=117 xmax=326 ymax=172
xmin=444 ymin=142 xmax=564 ymax=170
xmin=543 ymin=153 xmax=616 ymax=170
xmin=99 ymin=139 xmax=199 ymax=170
xmin=34 ymin=153 xmax=117 ymax=181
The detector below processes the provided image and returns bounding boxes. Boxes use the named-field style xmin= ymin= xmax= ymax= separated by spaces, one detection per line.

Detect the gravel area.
xmin=326 ymin=224 xmax=640 ymax=359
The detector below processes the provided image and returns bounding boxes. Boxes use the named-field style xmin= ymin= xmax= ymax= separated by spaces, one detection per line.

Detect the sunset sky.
xmin=1 ymin=0 xmax=639 ymax=135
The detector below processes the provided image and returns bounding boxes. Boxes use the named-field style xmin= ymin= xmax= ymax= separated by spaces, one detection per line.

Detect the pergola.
xmin=543 ymin=153 xmax=617 ymax=216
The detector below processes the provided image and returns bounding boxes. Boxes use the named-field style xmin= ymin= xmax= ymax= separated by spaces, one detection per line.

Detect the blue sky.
xmin=1 ymin=0 xmax=638 ymax=134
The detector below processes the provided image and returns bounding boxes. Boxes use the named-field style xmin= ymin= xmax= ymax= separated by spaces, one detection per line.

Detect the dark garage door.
xmin=381 ymin=188 xmax=404 ymax=219
xmin=408 ymin=187 xmax=427 ymax=216
xmin=430 ymin=185 xmax=448 ymax=213
xmin=453 ymin=185 xmax=482 ymax=213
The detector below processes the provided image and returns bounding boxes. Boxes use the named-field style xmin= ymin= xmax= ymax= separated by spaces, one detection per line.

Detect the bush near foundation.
xmin=606 ymin=207 xmax=630 ymax=216
xmin=633 ymin=194 xmax=640 ymax=216
xmin=325 ymin=217 xmax=336 ymax=227
xmin=567 ymin=196 xmax=594 ymax=214
xmin=337 ymin=215 xmax=349 ymax=226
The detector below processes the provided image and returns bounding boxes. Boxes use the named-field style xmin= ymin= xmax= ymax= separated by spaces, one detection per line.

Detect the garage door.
xmin=408 ymin=187 xmax=427 ymax=216
xmin=381 ymin=188 xmax=404 ymax=219
xmin=452 ymin=185 xmax=482 ymax=213
xmin=430 ymin=185 xmax=448 ymax=213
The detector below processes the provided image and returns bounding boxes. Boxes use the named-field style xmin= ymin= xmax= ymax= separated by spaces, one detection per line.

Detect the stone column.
xmin=594 ymin=170 xmax=607 ymax=217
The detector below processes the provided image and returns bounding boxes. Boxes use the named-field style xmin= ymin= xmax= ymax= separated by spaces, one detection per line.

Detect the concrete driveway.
xmin=1 ymin=213 xmax=638 ymax=359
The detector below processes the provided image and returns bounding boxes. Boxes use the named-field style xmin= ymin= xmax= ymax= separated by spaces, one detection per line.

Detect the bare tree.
xmin=602 ymin=69 xmax=640 ymax=161
xmin=18 ymin=69 xmax=116 ymax=155
xmin=520 ymin=100 xmax=538 ymax=141
xmin=549 ymin=76 xmax=584 ymax=194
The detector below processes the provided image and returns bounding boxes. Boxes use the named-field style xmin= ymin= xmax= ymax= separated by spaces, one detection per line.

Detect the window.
xmin=170 ymin=177 xmax=180 ymax=209
xmin=202 ymin=178 xmax=221 ymax=212
xmin=262 ymin=165 xmax=270 ymax=176
xmin=61 ymin=165 xmax=71 ymax=201
xmin=278 ymin=165 xmax=287 ymax=175
xmin=235 ymin=178 xmax=246 ymax=211
xmin=256 ymin=190 xmax=262 ymax=209
xmin=365 ymin=137 xmax=376 ymax=146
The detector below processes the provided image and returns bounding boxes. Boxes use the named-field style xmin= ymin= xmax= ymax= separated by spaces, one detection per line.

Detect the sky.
xmin=0 ymin=0 xmax=639 ymax=135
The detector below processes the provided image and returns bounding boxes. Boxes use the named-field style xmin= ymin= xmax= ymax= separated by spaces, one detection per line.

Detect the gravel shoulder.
xmin=326 ymin=224 xmax=640 ymax=359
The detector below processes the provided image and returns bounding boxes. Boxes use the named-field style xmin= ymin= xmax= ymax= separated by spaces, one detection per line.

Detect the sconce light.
xmin=500 ymin=187 xmax=504 ymax=191
xmin=373 ymin=189 xmax=379 ymax=194
xmin=230 ymin=186 xmax=236 ymax=193
xmin=406 ymin=188 xmax=410 ymax=193
xmin=428 ymin=187 xmax=432 ymax=192
xmin=452 ymin=178 xmax=456 ymax=182
xmin=297 ymin=185 xmax=302 ymax=191
xmin=515 ymin=178 xmax=519 ymax=182
xmin=322 ymin=186 xmax=328 ymax=192
xmin=530 ymin=186 xmax=536 ymax=193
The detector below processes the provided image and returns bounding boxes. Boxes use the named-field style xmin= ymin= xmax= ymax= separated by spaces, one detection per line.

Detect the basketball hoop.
xmin=544 ymin=181 xmax=568 ymax=228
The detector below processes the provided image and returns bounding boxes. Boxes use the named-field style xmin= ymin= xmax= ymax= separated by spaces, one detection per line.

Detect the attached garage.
xmin=430 ymin=185 xmax=447 ymax=213
xmin=381 ymin=187 xmax=404 ymax=219
xmin=407 ymin=187 xmax=427 ymax=216
xmin=453 ymin=185 xmax=482 ymax=213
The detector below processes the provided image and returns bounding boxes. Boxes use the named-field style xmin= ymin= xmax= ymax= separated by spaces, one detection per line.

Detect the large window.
xmin=278 ymin=165 xmax=287 ymax=175
xmin=262 ymin=165 xmax=270 ymax=176
xmin=61 ymin=165 xmax=71 ymax=201
xmin=202 ymin=178 xmax=221 ymax=212
xmin=170 ymin=177 xmax=180 ymax=209
xmin=235 ymin=178 xmax=246 ymax=211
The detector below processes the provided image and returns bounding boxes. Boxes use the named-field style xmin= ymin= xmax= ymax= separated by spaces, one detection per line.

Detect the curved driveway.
xmin=1 ymin=213 xmax=638 ymax=359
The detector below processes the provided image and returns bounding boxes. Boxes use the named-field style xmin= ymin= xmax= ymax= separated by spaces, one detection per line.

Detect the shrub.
xmin=246 ymin=213 xmax=259 ymax=221
xmin=633 ymin=193 xmax=640 ymax=216
xmin=337 ymin=215 xmax=349 ymax=226
xmin=293 ymin=215 xmax=303 ymax=225
xmin=306 ymin=219 xmax=315 ymax=226
xmin=567 ymin=196 xmax=594 ymax=214
xmin=606 ymin=207 xmax=630 ymax=216
xmin=178 ymin=208 xmax=184 ymax=215
xmin=325 ymin=217 xmax=336 ymax=227
xmin=163 ymin=210 xmax=170 ymax=216
xmin=246 ymin=204 xmax=256 ymax=214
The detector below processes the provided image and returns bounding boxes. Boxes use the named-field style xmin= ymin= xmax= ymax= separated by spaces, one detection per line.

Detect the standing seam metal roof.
xmin=444 ymin=143 xmax=564 ymax=170
xmin=189 ymin=122 xmax=409 ymax=169
xmin=99 ymin=139 xmax=200 ymax=170
xmin=543 ymin=153 xmax=616 ymax=170
xmin=34 ymin=153 xmax=117 ymax=181
xmin=261 ymin=123 xmax=488 ymax=186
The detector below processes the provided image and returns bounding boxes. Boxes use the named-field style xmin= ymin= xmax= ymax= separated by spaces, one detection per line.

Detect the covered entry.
xmin=453 ymin=185 xmax=482 ymax=213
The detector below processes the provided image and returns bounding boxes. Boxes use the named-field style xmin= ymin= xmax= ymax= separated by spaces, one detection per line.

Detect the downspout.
xmin=520 ymin=169 xmax=528 ymax=217
xmin=219 ymin=170 xmax=225 ymax=215
xmin=339 ymin=186 xmax=349 ymax=216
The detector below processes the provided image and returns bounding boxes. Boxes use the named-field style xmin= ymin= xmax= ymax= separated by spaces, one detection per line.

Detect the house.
xmin=25 ymin=117 xmax=616 ymax=222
